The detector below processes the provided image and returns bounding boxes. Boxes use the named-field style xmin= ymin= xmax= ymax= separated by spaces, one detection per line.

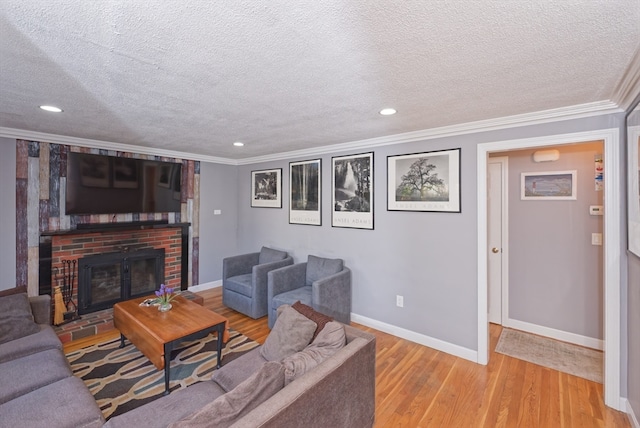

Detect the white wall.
xmin=0 ymin=138 xmax=16 ymax=290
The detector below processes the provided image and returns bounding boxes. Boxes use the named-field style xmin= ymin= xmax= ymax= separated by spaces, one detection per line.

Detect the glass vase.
xmin=158 ymin=302 xmax=172 ymax=312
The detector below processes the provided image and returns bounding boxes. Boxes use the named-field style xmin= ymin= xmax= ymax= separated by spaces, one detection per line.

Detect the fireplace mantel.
xmin=41 ymin=221 xmax=191 ymax=236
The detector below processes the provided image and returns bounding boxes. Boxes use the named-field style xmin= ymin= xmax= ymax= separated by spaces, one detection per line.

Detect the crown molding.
xmin=0 ymin=127 xmax=237 ymax=165
xmin=0 ymin=100 xmax=622 ymax=166
xmin=236 ymin=100 xmax=622 ymax=165
xmin=611 ymin=44 xmax=640 ymax=111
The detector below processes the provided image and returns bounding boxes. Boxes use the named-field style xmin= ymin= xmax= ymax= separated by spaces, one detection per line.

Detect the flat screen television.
xmin=66 ymin=152 xmax=182 ymax=215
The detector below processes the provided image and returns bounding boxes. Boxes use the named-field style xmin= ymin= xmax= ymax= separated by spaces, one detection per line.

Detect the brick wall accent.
xmin=51 ymin=228 xmax=183 ymax=307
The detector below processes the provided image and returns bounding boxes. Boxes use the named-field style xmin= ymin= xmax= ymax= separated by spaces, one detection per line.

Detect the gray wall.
xmin=198 ymin=162 xmax=240 ymax=283
xmin=494 ymin=143 xmax=604 ymax=340
xmin=628 ymin=253 xmax=640 ymax=420
xmin=230 ymin=113 xmax=626 ymax=353
xmin=0 ymin=138 xmax=16 ymax=291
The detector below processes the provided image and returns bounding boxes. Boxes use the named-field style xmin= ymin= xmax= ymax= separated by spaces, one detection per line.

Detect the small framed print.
xmin=290 ymin=159 xmax=321 ymax=225
xmin=332 ymin=152 xmax=374 ymax=229
xmin=387 ymin=148 xmax=461 ymax=212
xmin=521 ymin=170 xmax=577 ymax=200
xmin=251 ymin=168 xmax=282 ymax=208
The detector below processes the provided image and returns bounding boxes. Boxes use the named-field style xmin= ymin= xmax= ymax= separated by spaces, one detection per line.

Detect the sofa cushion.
xmin=305 ymin=255 xmax=343 ymax=286
xmin=260 ymin=305 xmax=316 ymax=361
xmin=224 ymin=273 xmax=253 ymax=297
xmin=0 ymin=348 xmax=72 ymax=405
xmin=104 ymin=381 xmax=226 ymax=428
xmin=292 ymin=300 xmax=333 ymax=340
xmin=0 ymin=324 xmax=62 ymax=364
xmin=211 ymin=347 xmax=267 ymax=392
xmin=281 ymin=321 xmax=346 ymax=385
xmin=0 ymin=376 xmax=105 ymax=428
xmin=0 ymin=293 xmax=41 ymax=345
xmin=169 ymin=361 xmax=285 ymax=428
xmin=259 ymin=246 xmax=287 ymax=264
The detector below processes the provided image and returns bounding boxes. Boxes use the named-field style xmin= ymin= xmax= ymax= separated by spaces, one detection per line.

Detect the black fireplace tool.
xmin=54 ymin=259 xmax=80 ymax=323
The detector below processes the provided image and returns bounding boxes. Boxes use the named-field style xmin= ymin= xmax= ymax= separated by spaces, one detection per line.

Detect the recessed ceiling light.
xmin=379 ymin=108 xmax=396 ymax=116
xmin=40 ymin=105 xmax=63 ymax=113
xmin=233 ymin=142 xmax=244 ymax=147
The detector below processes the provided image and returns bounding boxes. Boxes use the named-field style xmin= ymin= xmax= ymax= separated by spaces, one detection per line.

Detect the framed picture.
xmin=387 ymin=148 xmax=461 ymax=212
xmin=332 ymin=152 xmax=373 ymax=229
xmin=627 ymin=101 xmax=640 ymax=256
xmin=79 ymin=155 xmax=110 ymax=188
xmin=521 ymin=170 xmax=577 ymax=200
xmin=289 ymin=159 xmax=321 ymax=225
xmin=251 ymin=168 xmax=282 ymax=208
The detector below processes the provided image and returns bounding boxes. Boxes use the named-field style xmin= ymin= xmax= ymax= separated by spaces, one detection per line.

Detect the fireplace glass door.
xmin=78 ymin=248 xmax=165 ymax=314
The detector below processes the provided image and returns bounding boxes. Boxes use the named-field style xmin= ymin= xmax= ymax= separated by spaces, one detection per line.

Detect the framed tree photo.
xmin=387 ymin=148 xmax=461 ymax=212
xmin=251 ymin=168 xmax=282 ymax=208
xmin=332 ymin=152 xmax=374 ymax=229
xmin=290 ymin=159 xmax=321 ymax=225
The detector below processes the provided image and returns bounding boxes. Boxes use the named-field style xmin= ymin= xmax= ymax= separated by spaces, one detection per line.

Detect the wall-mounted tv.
xmin=66 ymin=152 xmax=182 ymax=215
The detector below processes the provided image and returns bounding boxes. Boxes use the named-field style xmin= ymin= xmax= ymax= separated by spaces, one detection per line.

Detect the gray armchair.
xmin=222 ymin=247 xmax=293 ymax=319
xmin=267 ymin=255 xmax=351 ymax=328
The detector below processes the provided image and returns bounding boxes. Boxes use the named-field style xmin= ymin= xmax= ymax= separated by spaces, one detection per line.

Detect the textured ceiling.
xmin=1 ymin=1 xmax=639 ymax=160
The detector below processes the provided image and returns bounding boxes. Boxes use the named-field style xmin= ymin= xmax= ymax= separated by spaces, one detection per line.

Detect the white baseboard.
xmin=351 ymin=313 xmax=478 ymax=363
xmin=626 ymin=398 xmax=640 ymax=428
xmin=188 ymin=280 xmax=221 ymax=292
xmin=504 ymin=318 xmax=604 ymax=350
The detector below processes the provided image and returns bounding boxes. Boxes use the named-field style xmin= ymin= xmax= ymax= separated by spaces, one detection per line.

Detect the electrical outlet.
xmin=396 ymin=295 xmax=404 ymax=307
xmin=214 ymin=210 xmax=221 ymax=215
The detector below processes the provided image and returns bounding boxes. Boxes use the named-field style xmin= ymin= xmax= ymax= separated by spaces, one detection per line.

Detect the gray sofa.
xmin=104 ymin=321 xmax=376 ymax=428
xmin=0 ymin=289 xmax=105 ymax=428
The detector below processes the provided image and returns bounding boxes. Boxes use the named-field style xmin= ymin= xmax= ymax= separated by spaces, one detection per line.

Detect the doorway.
xmin=476 ymin=128 xmax=622 ymax=410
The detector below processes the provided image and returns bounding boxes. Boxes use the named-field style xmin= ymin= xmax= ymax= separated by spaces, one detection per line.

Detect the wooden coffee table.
xmin=113 ymin=295 xmax=228 ymax=395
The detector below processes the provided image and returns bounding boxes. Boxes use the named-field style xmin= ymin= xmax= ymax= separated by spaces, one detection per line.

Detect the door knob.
xmin=491 ymin=247 xmax=500 ymax=253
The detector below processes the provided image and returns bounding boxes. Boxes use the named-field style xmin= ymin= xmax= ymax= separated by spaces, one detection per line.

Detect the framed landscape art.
xmin=387 ymin=148 xmax=461 ymax=212
xmin=251 ymin=168 xmax=282 ymax=208
xmin=332 ymin=152 xmax=373 ymax=229
xmin=521 ymin=170 xmax=577 ymax=201
xmin=289 ymin=159 xmax=321 ymax=225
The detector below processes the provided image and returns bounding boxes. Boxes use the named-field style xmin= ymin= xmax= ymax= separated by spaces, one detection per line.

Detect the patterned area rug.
xmin=66 ymin=329 xmax=259 ymax=419
xmin=495 ymin=328 xmax=603 ymax=383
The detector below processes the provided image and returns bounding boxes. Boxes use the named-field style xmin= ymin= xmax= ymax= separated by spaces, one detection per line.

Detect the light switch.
xmin=214 ymin=210 xmax=221 ymax=215
xmin=591 ymin=233 xmax=602 ymax=246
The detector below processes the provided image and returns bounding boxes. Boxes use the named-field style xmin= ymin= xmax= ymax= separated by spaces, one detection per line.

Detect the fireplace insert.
xmin=78 ymin=248 xmax=165 ymax=314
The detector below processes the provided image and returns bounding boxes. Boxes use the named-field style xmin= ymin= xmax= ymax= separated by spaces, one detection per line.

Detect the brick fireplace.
xmin=39 ymin=224 xmax=189 ymax=341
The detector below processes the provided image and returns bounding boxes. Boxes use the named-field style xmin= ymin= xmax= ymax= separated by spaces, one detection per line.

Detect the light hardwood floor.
xmin=64 ymin=288 xmax=631 ymax=427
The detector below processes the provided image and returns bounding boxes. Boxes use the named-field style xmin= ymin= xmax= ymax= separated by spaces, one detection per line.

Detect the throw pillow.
xmin=169 ymin=361 xmax=285 ymax=428
xmin=291 ymin=300 xmax=333 ymax=340
xmin=281 ymin=321 xmax=346 ymax=385
xmin=305 ymin=255 xmax=343 ymax=286
xmin=258 ymin=246 xmax=286 ymax=264
xmin=260 ymin=305 xmax=316 ymax=361
xmin=0 ymin=293 xmax=41 ymax=345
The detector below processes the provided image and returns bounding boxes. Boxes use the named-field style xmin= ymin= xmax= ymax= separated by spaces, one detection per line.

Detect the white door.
xmin=488 ymin=157 xmax=507 ymax=324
